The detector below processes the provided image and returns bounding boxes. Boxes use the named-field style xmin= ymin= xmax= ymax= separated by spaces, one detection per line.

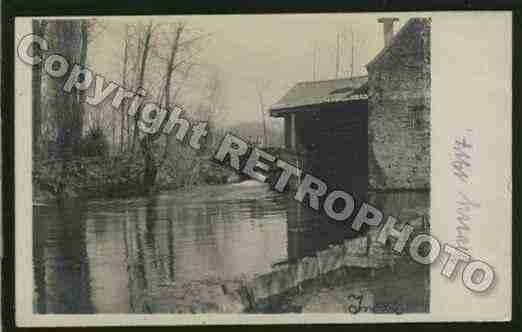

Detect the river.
xmin=33 ymin=181 xmax=429 ymax=314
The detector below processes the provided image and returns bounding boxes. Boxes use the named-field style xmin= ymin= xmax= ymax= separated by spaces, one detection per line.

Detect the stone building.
xmin=269 ymin=17 xmax=431 ymax=195
xmin=367 ymin=17 xmax=431 ymax=190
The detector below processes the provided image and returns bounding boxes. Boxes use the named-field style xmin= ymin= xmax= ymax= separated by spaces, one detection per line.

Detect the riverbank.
xmin=33 ymin=155 xmax=236 ymax=201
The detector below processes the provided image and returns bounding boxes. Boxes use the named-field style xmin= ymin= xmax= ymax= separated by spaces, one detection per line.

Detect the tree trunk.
xmin=140 ymin=136 xmax=157 ymax=193
xmin=47 ymin=20 xmax=82 ymax=158
xmin=256 ymin=84 xmax=268 ymax=147
xmin=32 ymin=20 xmax=47 ymax=158
xmin=160 ymin=24 xmax=184 ymax=165
xmin=120 ymin=24 xmax=129 ymax=153
xmin=131 ymin=22 xmax=153 ymax=153
xmin=75 ymin=20 xmax=89 ymax=155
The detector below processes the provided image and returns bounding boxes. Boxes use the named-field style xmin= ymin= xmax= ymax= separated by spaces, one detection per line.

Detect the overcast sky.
xmin=87 ymin=13 xmax=423 ymax=126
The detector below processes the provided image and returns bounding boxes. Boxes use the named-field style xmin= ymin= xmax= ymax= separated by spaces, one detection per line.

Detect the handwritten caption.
xmin=451 ymin=130 xmax=480 ymax=254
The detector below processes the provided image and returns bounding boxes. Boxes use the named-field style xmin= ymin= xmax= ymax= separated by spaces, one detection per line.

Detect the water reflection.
xmin=34 ymin=200 xmax=94 ymax=313
xmin=34 ymin=182 xmax=288 ymax=313
xmin=286 ymin=198 xmax=363 ymax=261
xmin=33 ymin=182 xmax=429 ymax=314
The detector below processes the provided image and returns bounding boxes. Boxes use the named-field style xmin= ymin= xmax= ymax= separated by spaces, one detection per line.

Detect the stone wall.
xmin=367 ymin=18 xmax=431 ymax=190
xmin=242 ymin=236 xmax=373 ymax=304
xmin=241 ymin=191 xmax=430 ymax=308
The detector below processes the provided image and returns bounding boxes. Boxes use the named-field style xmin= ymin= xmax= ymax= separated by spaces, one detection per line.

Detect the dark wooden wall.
xmin=282 ymin=101 xmax=369 ymax=259
xmin=294 ymin=101 xmax=368 ymax=202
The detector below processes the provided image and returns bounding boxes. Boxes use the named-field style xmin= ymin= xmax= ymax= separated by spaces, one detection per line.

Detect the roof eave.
xmin=269 ymin=96 xmax=368 ymax=117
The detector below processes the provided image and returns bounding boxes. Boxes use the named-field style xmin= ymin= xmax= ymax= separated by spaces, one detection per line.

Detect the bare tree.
xmin=160 ymin=23 xmax=185 ymax=158
xmin=130 ymin=21 xmax=153 ymax=153
xmin=120 ymin=24 xmax=130 ymax=152
xmin=343 ymin=26 xmax=357 ymax=77
xmin=139 ymin=23 xmax=185 ymax=192
xmin=255 ymin=80 xmax=270 ymax=147
xmin=312 ymin=41 xmax=318 ymax=80
xmin=335 ymin=32 xmax=341 ymax=78
xmin=200 ymin=67 xmax=226 ymax=150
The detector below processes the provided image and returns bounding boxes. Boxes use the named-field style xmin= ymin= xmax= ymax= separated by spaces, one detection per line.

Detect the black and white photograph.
xmin=13 ymin=12 xmax=512 ymax=325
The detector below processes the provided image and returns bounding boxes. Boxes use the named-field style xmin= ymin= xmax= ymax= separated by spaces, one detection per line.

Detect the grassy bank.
xmin=33 ymin=155 xmax=235 ymax=201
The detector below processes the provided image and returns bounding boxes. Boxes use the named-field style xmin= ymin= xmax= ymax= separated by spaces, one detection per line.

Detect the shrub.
xmin=80 ymin=125 xmax=109 ymax=157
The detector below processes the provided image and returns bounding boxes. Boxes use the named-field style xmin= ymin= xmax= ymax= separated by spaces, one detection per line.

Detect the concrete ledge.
xmin=317 ymin=244 xmax=345 ymax=274
xmin=344 ymin=236 xmax=369 ymax=256
xmin=295 ymin=256 xmax=320 ymax=284
xmin=243 ymin=234 xmax=393 ymax=304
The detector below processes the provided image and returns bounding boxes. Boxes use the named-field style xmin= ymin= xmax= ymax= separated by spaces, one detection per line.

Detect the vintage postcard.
xmin=14 ymin=12 xmax=511 ymax=326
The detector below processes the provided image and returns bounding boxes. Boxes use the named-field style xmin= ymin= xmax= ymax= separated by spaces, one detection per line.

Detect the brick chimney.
xmin=378 ymin=17 xmax=399 ymax=47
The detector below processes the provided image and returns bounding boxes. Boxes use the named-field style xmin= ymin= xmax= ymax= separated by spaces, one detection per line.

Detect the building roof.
xmin=269 ymin=17 xmax=428 ymax=117
xmin=269 ymin=75 xmax=368 ymax=115
xmin=366 ymin=17 xmax=429 ymax=69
